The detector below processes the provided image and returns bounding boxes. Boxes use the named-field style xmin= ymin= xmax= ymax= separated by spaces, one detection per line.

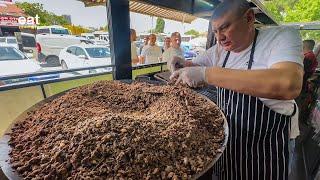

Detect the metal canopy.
xmin=282 ymin=22 xmax=320 ymax=30
xmin=79 ymin=0 xmax=196 ymax=23
xmin=78 ymin=0 xmax=278 ymax=25
xmin=129 ymin=1 xmax=196 ymax=23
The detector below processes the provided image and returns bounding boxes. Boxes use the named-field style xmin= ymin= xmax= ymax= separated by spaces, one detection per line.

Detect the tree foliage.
xmin=16 ymin=2 xmax=69 ymax=26
xmin=264 ymin=0 xmax=320 ymax=41
xmin=154 ymin=18 xmax=165 ymax=33
xmin=185 ymin=29 xmax=200 ymax=37
xmin=63 ymin=25 xmax=90 ymax=35
xmin=99 ymin=25 xmax=108 ymax=31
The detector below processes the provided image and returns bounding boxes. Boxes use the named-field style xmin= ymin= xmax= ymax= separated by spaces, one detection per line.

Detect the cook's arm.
xmin=205 ymin=62 xmax=303 ymax=100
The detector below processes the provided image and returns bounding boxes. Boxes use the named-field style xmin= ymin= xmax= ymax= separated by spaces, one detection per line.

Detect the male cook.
xmin=169 ymin=0 xmax=303 ymax=179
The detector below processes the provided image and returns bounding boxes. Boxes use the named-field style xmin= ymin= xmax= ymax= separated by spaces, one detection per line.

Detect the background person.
xmin=303 ymin=40 xmax=318 ymax=78
xmin=140 ymin=34 xmax=162 ymax=64
xmin=163 ymin=32 xmax=184 ymax=67
xmin=139 ymin=36 xmax=149 ymax=55
xmin=162 ymin=37 xmax=171 ymax=52
xmin=130 ymin=29 xmax=139 ymax=65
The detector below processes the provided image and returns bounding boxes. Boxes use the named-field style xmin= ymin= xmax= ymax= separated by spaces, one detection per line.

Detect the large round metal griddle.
xmin=0 ymin=80 xmax=228 ymax=180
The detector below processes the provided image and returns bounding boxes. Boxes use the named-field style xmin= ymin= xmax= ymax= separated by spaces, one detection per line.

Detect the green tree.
xmin=264 ymin=0 xmax=320 ymax=41
xmin=63 ymin=25 xmax=90 ymax=35
xmin=99 ymin=25 xmax=108 ymax=31
xmin=154 ymin=18 xmax=165 ymax=33
xmin=264 ymin=0 xmax=299 ymax=22
xmin=185 ymin=29 xmax=200 ymax=37
xmin=16 ymin=2 xmax=69 ymax=26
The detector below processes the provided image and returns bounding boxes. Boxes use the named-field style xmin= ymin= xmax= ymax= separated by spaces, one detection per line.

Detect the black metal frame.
xmin=107 ymin=0 xmax=132 ymax=80
xmin=132 ymin=62 xmax=166 ymax=70
xmin=0 ymin=65 xmax=115 ymax=81
xmin=0 ymin=62 xmax=169 ymax=92
xmin=0 ymin=65 xmax=115 ymax=92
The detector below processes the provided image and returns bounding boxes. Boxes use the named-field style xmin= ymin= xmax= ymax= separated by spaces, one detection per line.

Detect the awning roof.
xmin=129 ymin=1 xmax=196 ymax=23
xmin=78 ymin=0 xmax=197 ymax=23
xmin=78 ymin=0 xmax=277 ymax=25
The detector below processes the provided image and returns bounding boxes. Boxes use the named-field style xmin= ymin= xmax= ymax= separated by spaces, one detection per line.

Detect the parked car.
xmin=21 ymin=33 xmax=37 ymax=60
xmin=91 ymin=40 xmax=109 ymax=47
xmin=36 ymin=25 xmax=86 ymax=66
xmin=0 ymin=36 xmax=19 ymax=50
xmin=0 ymin=45 xmax=41 ymax=76
xmin=188 ymin=37 xmax=207 ymax=54
xmin=59 ymin=44 xmax=112 ymax=74
xmin=93 ymin=31 xmax=109 ymax=42
xmin=0 ymin=45 xmax=60 ymax=85
xmin=81 ymin=33 xmax=96 ymax=40
xmin=181 ymin=44 xmax=197 ymax=60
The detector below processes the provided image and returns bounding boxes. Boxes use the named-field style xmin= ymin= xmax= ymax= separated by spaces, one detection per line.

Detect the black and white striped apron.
xmin=213 ymin=30 xmax=295 ymax=180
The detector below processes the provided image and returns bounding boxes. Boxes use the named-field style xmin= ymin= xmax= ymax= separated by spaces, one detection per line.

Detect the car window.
xmin=85 ymin=47 xmax=110 ymax=58
xmin=66 ymin=46 xmax=76 ymax=55
xmin=51 ymin=28 xmax=70 ymax=35
xmin=182 ymin=45 xmax=189 ymax=52
xmin=0 ymin=47 xmax=26 ymax=61
xmin=22 ymin=36 xmax=36 ymax=47
xmin=37 ymin=28 xmax=50 ymax=34
xmin=0 ymin=38 xmax=5 ymax=43
xmin=7 ymin=38 xmax=17 ymax=44
xmin=86 ymin=36 xmax=95 ymax=40
xmin=75 ymin=47 xmax=86 ymax=56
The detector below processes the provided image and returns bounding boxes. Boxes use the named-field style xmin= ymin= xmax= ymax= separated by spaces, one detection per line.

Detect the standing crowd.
xmin=130 ymin=29 xmax=186 ymax=65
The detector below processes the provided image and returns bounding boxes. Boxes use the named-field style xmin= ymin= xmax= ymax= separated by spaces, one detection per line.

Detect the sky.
xmin=13 ymin=0 xmax=209 ymax=34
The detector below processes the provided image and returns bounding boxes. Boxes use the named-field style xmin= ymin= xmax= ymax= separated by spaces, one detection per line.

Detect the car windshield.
xmin=22 ymin=36 xmax=36 ymax=47
xmin=51 ymin=28 xmax=70 ymax=35
xmin=182 ymin=45 xmax=190 ymax=52
xmin=85 ymin=47 xmax=110 ymax=58
xmin=0 ymin=47 xmax=27 ymax=61
xmin=7 ymin=38 xmax=17 ymax=44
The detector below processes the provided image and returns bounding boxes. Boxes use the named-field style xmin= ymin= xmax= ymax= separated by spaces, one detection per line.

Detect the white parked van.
xmin=36 ymin=25 xmax=86 ymax=66
xmin=81 ymin=33 xmax=95 ymax=40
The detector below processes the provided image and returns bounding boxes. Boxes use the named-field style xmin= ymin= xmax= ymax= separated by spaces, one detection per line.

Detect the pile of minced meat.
xmin=9 ymin=81 xmax=225 ymax=180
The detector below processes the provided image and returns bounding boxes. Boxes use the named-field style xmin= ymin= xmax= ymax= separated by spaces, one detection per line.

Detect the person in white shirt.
xmin=162 ymin=37 xmax=171 ymax=52
xmin=139 ymin=36 xmax=149 ymax=55
xmin=140 ymin=34 xmax=162 ymax=64
xmin=169 ymin=0 xmax=303 ymax=179
xmin=130 ymin=29 xmax=139 ymax=65
xmin=163 ymin=32 xmax=184 ymax=69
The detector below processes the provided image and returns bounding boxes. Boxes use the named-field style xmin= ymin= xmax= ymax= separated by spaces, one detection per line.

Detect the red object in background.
xmin=36 ymin=43 xmax=41 ymax=53
xmin=0 ymin=16 xmax=19 ymax=26
xmin=0 ymin=1 xmax=25 ymax=17
xmin=304 ymin=51 xmax=318 ymax=74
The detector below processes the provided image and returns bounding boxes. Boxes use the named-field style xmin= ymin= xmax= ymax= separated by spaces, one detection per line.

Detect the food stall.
xmin=0 ymin=1 xmax=25 ymax=36
xmin=3 ymin=0 xmax=315 ymax=179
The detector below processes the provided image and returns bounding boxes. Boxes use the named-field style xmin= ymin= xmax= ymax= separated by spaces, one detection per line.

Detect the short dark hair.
xmin=211 ymin=0 xmax=251 ymax=20
xmin=171 ymin=32 xmax=181 ymax=38
xmin=130 ymin=29 xmax=136 ymax=35
xmin=303 ymin=40 xmax=316 ymax=50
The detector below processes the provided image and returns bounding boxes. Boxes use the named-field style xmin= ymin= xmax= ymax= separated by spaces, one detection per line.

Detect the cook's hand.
xmin=170 ymin=66 xmax=207 ymax=88
xmin=168 ymin=56 xmax=185 ymax=73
